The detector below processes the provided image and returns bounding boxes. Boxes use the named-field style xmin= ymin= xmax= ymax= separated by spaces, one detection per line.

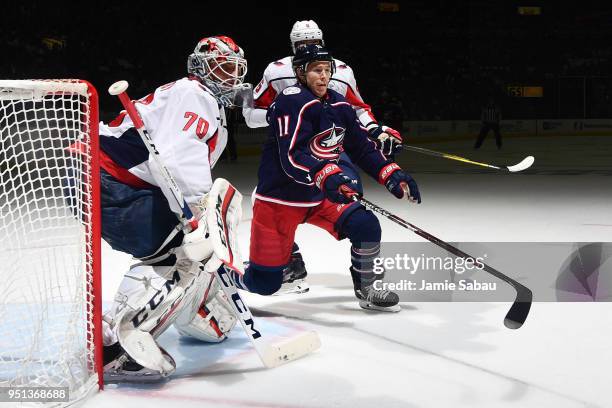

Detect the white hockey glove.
xmin=367 ymin=124 xmax=403 ymax=156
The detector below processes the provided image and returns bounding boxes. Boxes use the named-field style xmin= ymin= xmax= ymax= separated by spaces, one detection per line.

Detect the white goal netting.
xmin=0 ymin=80 xmax=101 ymax=405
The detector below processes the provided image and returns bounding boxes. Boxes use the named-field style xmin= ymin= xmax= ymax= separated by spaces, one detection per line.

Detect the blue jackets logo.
xmin=310 ymin=125 xmax=345 ymax=159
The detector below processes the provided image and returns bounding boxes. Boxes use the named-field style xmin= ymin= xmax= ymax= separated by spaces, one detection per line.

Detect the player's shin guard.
xmin=350 ymin=243 xmax=379 ymax=296
xmin=342 ymin=208 xmax=399 ymax=312
xmin=350 ymin=244 xmax=399 ymax=312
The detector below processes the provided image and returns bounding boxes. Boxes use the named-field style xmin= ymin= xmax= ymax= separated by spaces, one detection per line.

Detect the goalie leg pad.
xmin=174 ymin=274 xmax=237 ymax=342
xmin=106 ymin=259 xmax=210 ymax=373
xmin=172 ymin=178 xmax=244 ymax=342
xmin=102 ymin=264 xmax=173 ymax=346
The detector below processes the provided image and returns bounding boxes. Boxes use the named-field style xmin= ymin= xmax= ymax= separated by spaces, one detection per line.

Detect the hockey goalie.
xmin=77 ymin=35 xmax=250 ymax=382
xmin=102 ymin=178 xmax=244 ymax=382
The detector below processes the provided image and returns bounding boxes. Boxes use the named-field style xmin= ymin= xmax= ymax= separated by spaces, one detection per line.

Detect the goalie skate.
xmin=103 ymin=342 xmax=176 ymax=384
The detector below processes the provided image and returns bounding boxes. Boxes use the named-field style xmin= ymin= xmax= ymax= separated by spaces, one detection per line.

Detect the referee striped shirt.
xmin=481 ymin=105 xmax=501 ymax=123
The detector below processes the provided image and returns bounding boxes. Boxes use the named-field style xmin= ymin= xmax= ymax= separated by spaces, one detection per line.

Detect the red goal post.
xmin=0 ymin=79 xmax=103 ymax=404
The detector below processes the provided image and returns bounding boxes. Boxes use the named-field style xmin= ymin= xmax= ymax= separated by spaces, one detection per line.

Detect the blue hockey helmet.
xmin=292 ymin=44 xmax=335 ymax=76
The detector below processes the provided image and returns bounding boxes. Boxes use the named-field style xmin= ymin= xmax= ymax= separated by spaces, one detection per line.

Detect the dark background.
xmin=3 ymin=1 xmax=612 ymax=123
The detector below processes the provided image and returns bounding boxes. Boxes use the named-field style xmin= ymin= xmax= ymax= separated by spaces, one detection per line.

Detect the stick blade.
xmin=261 ymin=331 xmax=321 ymax=368
xmin=504 ymin=288 xmax=533 ymax=329
xmin=507 ymin=156 xmax=535 ymax=172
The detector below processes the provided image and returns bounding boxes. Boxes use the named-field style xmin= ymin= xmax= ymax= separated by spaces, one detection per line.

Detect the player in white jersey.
xmin=86 ymin=36 xmax=248 ymax=382
xmin=243 ymin=20 xmax=402 ymax=153
xmin=242 ymin=20 xmax=403 ymax=293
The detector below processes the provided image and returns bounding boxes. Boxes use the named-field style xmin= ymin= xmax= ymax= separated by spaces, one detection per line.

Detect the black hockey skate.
xmin=350 ymin=267 xmax=400 ymax=312
xmin=103 ymin=342 xmax=176 ymax=383
xmin=274 ymin=251 xmax=309 ymax=295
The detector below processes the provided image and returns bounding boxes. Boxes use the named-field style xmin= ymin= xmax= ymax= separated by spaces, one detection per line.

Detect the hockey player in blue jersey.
xmin=233 ymin=45 xmax=421 ymax=311
xmin=245 ymin=20 xmax=404 ymax=295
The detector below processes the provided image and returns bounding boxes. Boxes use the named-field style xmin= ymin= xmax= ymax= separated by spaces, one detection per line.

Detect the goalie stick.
xmin=403 ymin=144 xmax=534 ymax=173
xmin=108 ymin=80 xmax=320 ymax=368
xmin=341 ymin=187 xmax=532 ymax=329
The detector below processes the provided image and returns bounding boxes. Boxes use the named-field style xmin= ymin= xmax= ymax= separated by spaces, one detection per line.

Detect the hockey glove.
xmin=235 ymin=83 xmax=254 ymax=108
xmin=368 ymin=125 xmax=403 ymax=156
xmin=379 ymin=163 xmax=421 ymax=203
xmin=313 ymin=162 xmax=360 ymax=204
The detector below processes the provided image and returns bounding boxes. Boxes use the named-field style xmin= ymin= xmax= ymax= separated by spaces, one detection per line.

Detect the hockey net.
xmin=0 ymin=80 xmax=102 ymax=405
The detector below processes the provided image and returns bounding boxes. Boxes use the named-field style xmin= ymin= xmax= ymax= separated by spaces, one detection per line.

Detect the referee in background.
xmin=474 ymin=98 xmax=502 ymax=149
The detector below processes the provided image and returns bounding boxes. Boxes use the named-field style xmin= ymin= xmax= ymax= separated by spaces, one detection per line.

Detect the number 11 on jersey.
xmin=277 ymin=115 xmax=290 ymax=137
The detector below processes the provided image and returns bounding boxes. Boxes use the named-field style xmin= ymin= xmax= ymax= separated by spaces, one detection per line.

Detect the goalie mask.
xmin=289 ymin=20 xmax=324 ymax=54
xmin=187 ymin=36 xmax=248 ymax=107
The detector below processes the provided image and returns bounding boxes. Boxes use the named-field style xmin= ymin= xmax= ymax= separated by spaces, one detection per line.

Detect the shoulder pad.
xmin=178 ymin=77 xmax=207 ymax=93
xmin=179 ymin=79 xmax=219 ymax=105
xmin=334 ymin=58 xmax=349 ymax=68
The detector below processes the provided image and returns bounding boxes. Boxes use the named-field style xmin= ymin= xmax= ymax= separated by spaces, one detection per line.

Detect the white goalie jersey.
xmin=98 ymin=77 xmax=228 ymax=210
xmin=243 ymin=56 xmax=377 ymax=128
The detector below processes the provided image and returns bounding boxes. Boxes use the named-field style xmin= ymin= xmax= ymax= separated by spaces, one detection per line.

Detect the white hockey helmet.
xmin=289 ymin=20 xmax=324 ymax=54
xmin=187 ymin=36 xmax=248 ymax=106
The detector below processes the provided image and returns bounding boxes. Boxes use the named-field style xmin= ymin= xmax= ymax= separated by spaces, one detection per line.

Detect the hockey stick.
xmin=108 ymin=80 xmax=320 ymax=368
xmin=108 ymin=81 xmax=198 ymax=231
xmin=403 ymin=144 xmax=534 ymax=173
xmin=342 ymin=188 xmax=532 ymax=329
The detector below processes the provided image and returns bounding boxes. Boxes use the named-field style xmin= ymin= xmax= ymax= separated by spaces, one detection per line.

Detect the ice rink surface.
xmin=88 ymin=136 xmax=612 ymax=408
